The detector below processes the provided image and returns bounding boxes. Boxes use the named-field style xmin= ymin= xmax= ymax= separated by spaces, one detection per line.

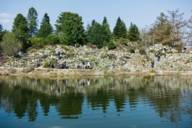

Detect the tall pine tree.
xmin=0 ymin=24 xmax=3 ymax=41
xmin=38 ymin=13 xmax=53 ymax=38
xmin=87 ymin=20 xmax=104 ymax=48
xmin=102 ymin=17 xmax=112 ymax=46
xmin=128 ymin=23 xmax=140 ymax=41
xmin=27 ymin=7 xmax=38 ymax=37
xmin=113 ymin=17 xmax=127 ymax=39
xmin=0 ymin=24 xmax=2 ymax=32
xmin=56 ymin=12 xmax=85 ymax=45
xmin=86 ymin=18 xmax=112 ymax=48
xmin=12 ymin=13 xmax=29 ymax=50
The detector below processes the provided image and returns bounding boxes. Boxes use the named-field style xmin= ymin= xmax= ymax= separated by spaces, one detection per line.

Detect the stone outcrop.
xmin=1 ymin=44 xmax=192 ymax=72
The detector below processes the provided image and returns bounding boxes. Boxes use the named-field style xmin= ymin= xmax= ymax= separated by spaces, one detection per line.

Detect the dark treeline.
xmin=0 ymin=7 xmax=191 ymax=56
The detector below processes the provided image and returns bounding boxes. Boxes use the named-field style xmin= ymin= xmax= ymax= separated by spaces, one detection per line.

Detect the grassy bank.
xmin=1 ymin=67 xmax=192 ymax=80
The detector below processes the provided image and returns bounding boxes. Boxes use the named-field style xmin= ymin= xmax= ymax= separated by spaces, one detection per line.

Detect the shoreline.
xmin=0 ymin=67 xmax=192 ymax=79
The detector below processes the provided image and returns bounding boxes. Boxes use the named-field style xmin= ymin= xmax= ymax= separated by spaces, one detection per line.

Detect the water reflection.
xmin=0 ymin=76 xmax=192 ymax=124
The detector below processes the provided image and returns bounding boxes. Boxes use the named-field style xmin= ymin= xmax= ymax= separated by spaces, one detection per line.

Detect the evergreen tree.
xmin=38 ymin=13 xmax=53 ymax=38
xmin=56 ymin=12 xmax=85 ymax=45
xmin=0 ymin=24 xmax=2 ymax=32
xmin=102 ymin=17 xmax=112 ymax=45
xmin=27 ymin=7 xmax=38 ymax=36
xmin=12 ymin=13 xmax=29 ymax=50
xmin=0 ymin=24 xmax=3 ymax=41
xmin=113 ymin=17 xmax=127 ymax=39
xmin=128 ymin=23 xmax=140 ymax=41
xmin=86 ymin=20 xmax=104 ymax=48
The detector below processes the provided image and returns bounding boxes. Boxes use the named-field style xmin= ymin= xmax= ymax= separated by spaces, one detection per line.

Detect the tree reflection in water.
xmin=0 ymin=76 xmax=191 ymax=123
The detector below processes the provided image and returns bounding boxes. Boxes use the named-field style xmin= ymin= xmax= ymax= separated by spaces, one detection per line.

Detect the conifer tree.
xmin=0 ymin=24 xmax=2 ymax=32
xmin=27 ymin=7 xmax=38 ymax=36
xmin=38 ymin=13 xmax=53 ymax=38
xmin=102 ymin=17 xmax=112 ymax=45
xmin=12 ymin=13 xmax=29 ymax=50
xmin=128 ymin=23 xmax=140 ymax=41
xmin=0 ymin=24 xmax=3 ymax=41
xmin=56 ymin=12 xmax=85 ymax=45
xmin=113 ymin=17 xmax=127 ymax=39
xmin=87 ymin=20 xmax=104 ymax=48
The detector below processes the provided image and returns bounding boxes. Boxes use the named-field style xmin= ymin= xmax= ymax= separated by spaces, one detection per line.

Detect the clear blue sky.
xmin=0 ymin=0 xmax=191 ymax=30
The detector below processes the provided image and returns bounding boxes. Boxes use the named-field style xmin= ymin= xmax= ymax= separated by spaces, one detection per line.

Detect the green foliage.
xmin=113 ymin=17 xmax=127 ymax=39
xmin=12 ymin=13 xmax=30 ymax=50
xmin=128 ymin=23 xmax=140 ymax=41
xmin=1 ymin=32 xmax=22 ymax=56
xmin=107 ymin=41 xmax=116 ymax=50
xmin=139 ymin=47 xmax=147 ymax=55
xmin=150 ymin=13 xmax=173 ymax=46
xmin=43 ymin=58 xmax=57 ymax=68
xmin=38 ymin=13 xmax=53 ymax=38
xmin=30 ymin=37 xmax=46 ymax=48
xmin=86 ymin=18 xmax=112 ymax=48
xmin=102 ymin=17 xmax=112 ymax=46
xmin=45 ymin=34 xmax=60 ymax=45
xmin=30 ymin=34 xmax=60 ymax=48
xmin=0 ymin=24 xmax=3 ymax=41
xmin=27 ymin=7 xmax=38 ymax=36
xmin=86 ymin=20 xmax=105 ymax=48
xmin=56 ymin=12 xmax=85 ymax=45
xmin=0 ymin=24 xmax=2 ymax=33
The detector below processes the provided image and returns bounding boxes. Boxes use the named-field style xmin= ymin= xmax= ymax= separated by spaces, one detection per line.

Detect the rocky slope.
xmin=1 ymin=44 xmax=192 ymax=72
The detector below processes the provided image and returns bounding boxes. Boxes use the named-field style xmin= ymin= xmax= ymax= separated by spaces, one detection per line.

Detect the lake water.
xmin=0 ymin=76 xmax=192 ymax=128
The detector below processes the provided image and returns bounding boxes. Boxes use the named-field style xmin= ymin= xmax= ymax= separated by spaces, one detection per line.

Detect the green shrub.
xmin=139 ymin=48 xmax=146 ymax=55
xmin=45 ymin=34 xmax=60 ymax=45
xmin=107 ymin=41 xmax=116 ymax=50
xmin=43 ymin=58 xmax=57 ymax=68
xmin=30 ymin=37 xmax=46 ymax=48
xmin=58 ymin=32 xmax=67 ymax=45
xmin=129 ymin=49 xmax=135 ymax=53
xmin=115 ymin=38 xmax=129 ymax=46
xmin=1 ymin=32 xmax=22 ymax=56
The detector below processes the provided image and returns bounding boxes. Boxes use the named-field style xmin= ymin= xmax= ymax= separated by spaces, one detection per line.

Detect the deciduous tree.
xmin=167 ymin=9 xmax=186 ymax=47
xmin=1 ymin=32 xmax=22 ymax=56
xmin=186 ymin=13 xmax=192 ymax=46
xmin=149 ymin=13 xmax=173 ymax=46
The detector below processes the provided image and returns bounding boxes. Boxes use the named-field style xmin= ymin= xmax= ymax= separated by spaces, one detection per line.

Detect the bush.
xmin=45 ymin=34 xmax=60 ymax=45
xmin=139 ymin=47 xmax=147 ymax=55
xmin=58 ymin=32 xmax=67 ymax=45
xmin=129 ymin=49 xmax=135 ymax=53
xmin=107 ymin=41 xmax=116 ymax=50
xmin=43 ymin=58 xmax=57 ymax=68
xmin=1 ymin=32 xmax=22 ymax=56
xmin=30 ymin=37 xmax=46 ymax=48
xmin=115 ymin=38 xmax=129 ymax=46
